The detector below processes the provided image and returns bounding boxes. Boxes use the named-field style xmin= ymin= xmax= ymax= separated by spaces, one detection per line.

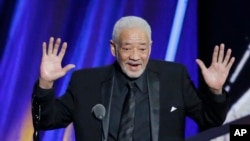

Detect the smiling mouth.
xmin=127 ymin=62 xmax=140 ymax=66
xmin=129 ymin=63 xmax=139 ymax=66
xmin=127 ymin=63 xmax=141 ymax=70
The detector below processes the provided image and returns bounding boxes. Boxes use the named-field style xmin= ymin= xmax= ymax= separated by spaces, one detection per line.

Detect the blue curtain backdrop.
xmin=0 ymin=0 xmax=198 ymax=140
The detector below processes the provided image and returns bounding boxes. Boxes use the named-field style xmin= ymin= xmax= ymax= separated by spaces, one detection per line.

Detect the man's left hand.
xmin=196 ymin=43 xmax=235 ymax=95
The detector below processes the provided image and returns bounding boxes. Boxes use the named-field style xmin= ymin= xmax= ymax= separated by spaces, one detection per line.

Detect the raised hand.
xmin=196 ymin=43 xmax=235 ymax=94
xmin=39 ymin=37 xmax=75 ymax=89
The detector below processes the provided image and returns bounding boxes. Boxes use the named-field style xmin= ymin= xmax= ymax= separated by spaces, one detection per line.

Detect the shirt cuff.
xmin=209 ymin=89 xmax=228 ymax=103
xmin=33 ymin=81 xmax=55 ymax=102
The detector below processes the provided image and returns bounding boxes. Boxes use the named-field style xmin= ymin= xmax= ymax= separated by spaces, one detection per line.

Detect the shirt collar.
xmin=114 ymin=61 xmax=147 ymax=93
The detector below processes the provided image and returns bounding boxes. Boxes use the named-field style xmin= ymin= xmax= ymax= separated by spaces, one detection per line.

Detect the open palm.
xmin=196 ymin=44 xmax=235 ymax=94
xmin=40 ymin=37 xmax=75 ymax=87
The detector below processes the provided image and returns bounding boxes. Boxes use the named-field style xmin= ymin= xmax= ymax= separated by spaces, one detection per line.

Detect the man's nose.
xmin=129 ymin=48 xmax=140 ymax=60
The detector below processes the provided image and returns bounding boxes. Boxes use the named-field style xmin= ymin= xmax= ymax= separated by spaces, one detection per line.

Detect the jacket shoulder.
xmin=70 ymin=64 xmax=114 ymax=82
xmin=148 ymin=59 xmax=186 ymax=72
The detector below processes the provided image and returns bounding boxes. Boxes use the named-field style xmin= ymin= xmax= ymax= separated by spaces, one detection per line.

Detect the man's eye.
xmin=122 ymin=48 xmax=130 ymax=51
xmin=139 ymin=48 xmax=147 ymax=51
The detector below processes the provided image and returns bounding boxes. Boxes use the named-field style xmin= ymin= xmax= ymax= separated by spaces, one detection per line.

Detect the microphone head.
xmin=91 ymin=104 xmax=106 ymax=120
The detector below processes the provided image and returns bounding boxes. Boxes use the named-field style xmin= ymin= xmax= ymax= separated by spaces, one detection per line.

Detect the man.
xmin=32 ymin=16 xmax=235 ymax=141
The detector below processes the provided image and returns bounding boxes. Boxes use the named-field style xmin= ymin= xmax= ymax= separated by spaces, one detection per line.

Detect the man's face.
xmin=110 ymin=28 xmax=152 ymax=78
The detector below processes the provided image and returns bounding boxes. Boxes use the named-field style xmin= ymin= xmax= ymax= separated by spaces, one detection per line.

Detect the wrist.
xmin=39 ymin=78 xmax=54 ymax=89
xmin=209 ymin=87 xmax=223 ymax=95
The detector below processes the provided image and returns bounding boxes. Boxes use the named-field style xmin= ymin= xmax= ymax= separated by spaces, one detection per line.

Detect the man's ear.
xmin=149 ymin=41 xmax=153 ymax=55
xmin=110 ymin=40 xmax=116 ymax=57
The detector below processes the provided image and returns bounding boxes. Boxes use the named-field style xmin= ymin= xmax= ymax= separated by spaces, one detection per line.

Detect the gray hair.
xmin=112 ymin=16 xmax=152 ymax=43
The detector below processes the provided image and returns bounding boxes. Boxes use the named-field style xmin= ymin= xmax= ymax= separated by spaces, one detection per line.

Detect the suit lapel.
xmin=147 ymin=71 xmax=160 ymax=141
xmin=100 ymin=63 xmax=160 ymax=141
xmin=101 ymin=70 xmax=115 ymax=141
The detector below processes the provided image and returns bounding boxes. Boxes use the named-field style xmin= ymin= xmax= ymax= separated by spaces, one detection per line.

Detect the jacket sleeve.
xmin=182 ymin=66 xmax=230 ymax=130
xmin=31 ymin=80 xmax=75 ymax=130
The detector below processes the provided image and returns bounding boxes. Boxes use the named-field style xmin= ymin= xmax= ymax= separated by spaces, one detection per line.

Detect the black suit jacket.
xmin=32 ymin=59 xmax=230 ymax=141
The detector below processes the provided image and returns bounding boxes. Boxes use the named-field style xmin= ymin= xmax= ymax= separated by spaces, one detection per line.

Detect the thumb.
xmin=196 ymin=59 xmax=206 ymax=71
xmin=63 ymin=64 xmax=76 ymax=73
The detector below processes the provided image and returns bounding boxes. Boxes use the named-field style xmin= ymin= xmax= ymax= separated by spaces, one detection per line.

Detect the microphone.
xmin=92 ymin=104 xmax=106 ymax=120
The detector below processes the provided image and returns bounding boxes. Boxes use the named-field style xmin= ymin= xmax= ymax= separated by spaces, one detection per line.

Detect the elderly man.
xmin=32 ymin=16 xmax=235 ymax=141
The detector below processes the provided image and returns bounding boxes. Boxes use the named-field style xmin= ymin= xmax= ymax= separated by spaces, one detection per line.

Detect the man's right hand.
xmin=39 ymin=37 xmax=75 ymax=89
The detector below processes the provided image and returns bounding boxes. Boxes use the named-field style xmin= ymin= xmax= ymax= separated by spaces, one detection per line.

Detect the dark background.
xmin=198 ymin=0 xmax=250 ymax=107
xmin=0 ymin=0 xmax=250 ymax=140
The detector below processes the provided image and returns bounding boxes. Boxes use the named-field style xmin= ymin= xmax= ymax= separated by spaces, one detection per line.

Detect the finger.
xmin=53 ymin=38 xmax=61 ymax=55
xmin=48 ymin=37 xmax=54 ymax=55
xmin=42 ymin=42 xmax=47 ymax=56
xmin=196 ymin=59 xmax=206 ymax=71
xmin=222 ymin=48 xmax=232 ymax=66
xmin=212 ymin=45 xmax=219 ymax=63
xmin=226 ymin=57 xmax=235 ymax=70
xmin=58 ymin=42 xmax=67 ymax=59
xmin=218 ymin=43 xmax=225 ymax=63
xmin=63 ymin=64 xmax=76 ymax=74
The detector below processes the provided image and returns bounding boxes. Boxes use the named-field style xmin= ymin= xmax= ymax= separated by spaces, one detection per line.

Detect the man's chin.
xmin=125 ymin=71 xmax=143 ymax=78
xmin=121 ymin=66 xmax=144 ymax=78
